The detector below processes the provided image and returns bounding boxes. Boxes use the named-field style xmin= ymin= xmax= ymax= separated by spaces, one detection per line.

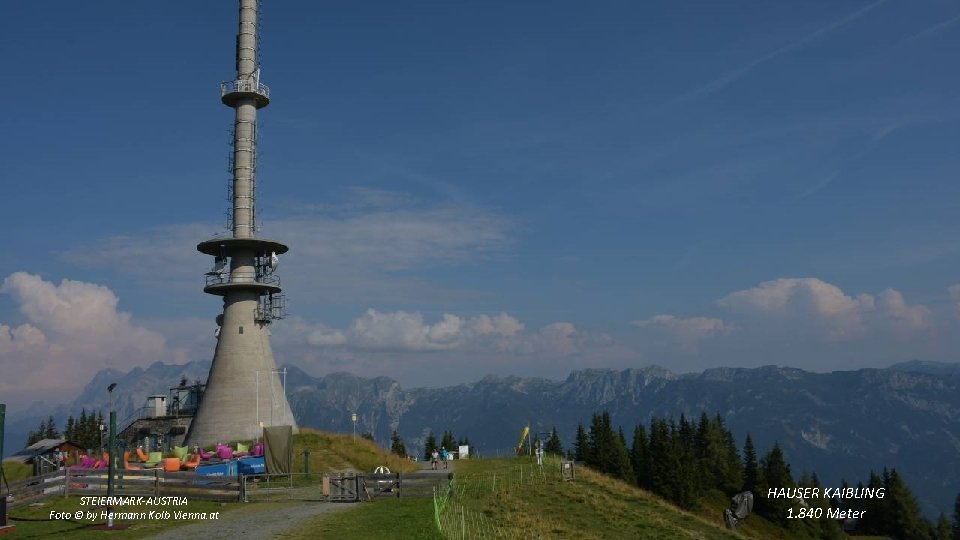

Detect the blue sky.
xmin=3 ymin=0 xmax=960 ymax=405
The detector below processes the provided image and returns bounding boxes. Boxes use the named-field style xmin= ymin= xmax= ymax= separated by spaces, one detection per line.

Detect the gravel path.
xmin=144 ymin=500 xmax=357 ymax=540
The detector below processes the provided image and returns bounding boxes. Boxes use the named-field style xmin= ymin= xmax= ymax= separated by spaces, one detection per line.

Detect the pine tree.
xmin=573 ymin=423 xmax=589 ymax=462
xmin=544 ymin=427 xmax=563 ymax=456
xmin=78 ymin=409 xmax=88 ymax=440
xmin=587 ymin=412 xmax=612 ymax=471
xmin=611 ymin=427 xmax=635 ymax=485
xmin=859 ymin=476 xmax=884 ymax=534
xmin=669 ymin=418 xmax=698 ymax=508
xmin=742 ymin=434 xmax=758 ymax=492
xmin=390 ymin=430 xmax=407 ymax=457
xmin=631 ymin=423 xmax=650 ymax=489
xmin=647 ymin=418 xmax=675 ymax=499
xmin=44 ymin=415 xmax=59 ymax=439
xmin=756 ymin=442 xmax=793 ymax=524
xmin=423 ymin=433 xmax=438 ymax=461
xmin=717 ymin=414 xmax=744 ymax=493
xmin=937 ymin=513 xmax=952 ymax=540
xmin=953 ymin=492 xmax=960 ymax=540
xmin=441 ymin=430 xmax=456 ymax=451
xmin=885 ymin=468 xmax=934 ymax=540
xmin=65 ymin=415 xmax=76 ymax=442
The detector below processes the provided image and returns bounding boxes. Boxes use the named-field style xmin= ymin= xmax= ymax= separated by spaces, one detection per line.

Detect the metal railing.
xmin=204 ymin=271 xmax=279 ymax=288
xmin=220 ymin=79 xmax=270 ymax=99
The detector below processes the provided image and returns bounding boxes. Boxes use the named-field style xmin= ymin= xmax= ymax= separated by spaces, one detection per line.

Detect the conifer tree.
xmin=631 ymin=423 xmax=649 ymax=489
xmin=544 ymin=427 xmax=563 ymax=456
xmin=742 ymin=434 xmax=758 ymax=492
xmin=588 ymin=412 xmax=614 ymax=471
xmin=44 ymin=415 xmax=59 ymax=439
xmin=647 ymin=418 xmax=675 ymax=499
xmin=612 ymin=426 xmax=635 ymax=485
xmin=756 ymin=442 xmax=793 ymax=524
xmin=953 ymin=492 xmax=960 ymax=540
xmin=441 ymin=430 xmax=456 ymax=451
xmin=423 ymin=432 xmax=438 ymax=461
xmin=669 ymin=418 xmax=698 ymax=508
xmin=717 ymin=414 xmax=744 ymax=492
xmin=885 ymin=468 xmax=934 ymax=540
xmin=390 ymin=430 xmax=407 ymax=457
xmin=65 ymin=415 xmax=76 ymax=442
xmin=937 ymin=513 xmax=951 ymax=540
xmin=573 ymin=423 xmax=588 ymax=462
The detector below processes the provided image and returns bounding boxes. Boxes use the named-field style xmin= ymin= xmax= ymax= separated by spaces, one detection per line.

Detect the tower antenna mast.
xmin=186 ymin=0 xmax=297 ymax=445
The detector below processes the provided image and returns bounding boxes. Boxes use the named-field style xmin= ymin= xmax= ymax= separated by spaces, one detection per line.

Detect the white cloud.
xmin=716 ymin=278 xmax=930 ymax=340
xmin=632 ymin=314 xmax=731 ymax=351
xmin=292 ymin=309 xmax=526 ymax=352
xmin=269 ymin=310 xmax=629 ymax=387
xmin=61 ymin=193 xmax=513 ymax=306
xmin=346 ymin=310 xmax=464 ymax=351
xmin=717 ymin=277 xmax=874 ymax=340
xmin=874 ymin=288 xmax=929 ymax=335
xmin=0 ymin=272 xmax=170 ymax=393
xmin=630 ymin=277 xmax=942 ymax=372
xmin=276 ymin=309 xmax=611 ymax=362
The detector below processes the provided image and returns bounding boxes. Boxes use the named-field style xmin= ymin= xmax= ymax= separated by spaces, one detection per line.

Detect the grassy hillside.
xmin=291 ymin=428 xmax=419 ymax=475
xmin=442 ymin=456 xmax=747 ymax=539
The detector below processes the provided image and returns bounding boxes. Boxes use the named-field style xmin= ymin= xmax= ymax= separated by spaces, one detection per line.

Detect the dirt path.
xmin=144 ymin=500 xmax=357 ymax=540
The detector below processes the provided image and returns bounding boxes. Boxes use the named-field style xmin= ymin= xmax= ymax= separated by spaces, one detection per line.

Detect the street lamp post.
xmin=106 ymin=383 xmax=117 ymax=528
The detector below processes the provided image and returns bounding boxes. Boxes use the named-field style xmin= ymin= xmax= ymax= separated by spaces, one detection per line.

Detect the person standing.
xmin=431 ymin=449 xmax=439 ymax=470
xmin=441 ymin=447 xmax=449 ymax=469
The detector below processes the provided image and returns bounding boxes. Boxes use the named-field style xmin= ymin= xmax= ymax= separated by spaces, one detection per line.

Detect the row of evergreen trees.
xmin=387 ymin=429 xmax=473 ymax=460
xmin=24 ymin=409 xmax=106 ymax=453
xmin=567 ymin=410 xmax=956 ymax=540
xmin=422 ymin=430 xmax=471 ymax=460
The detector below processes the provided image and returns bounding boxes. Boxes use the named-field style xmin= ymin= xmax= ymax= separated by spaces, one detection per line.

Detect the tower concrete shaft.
xmin=186 ymin=0 xmax=297 ymax=446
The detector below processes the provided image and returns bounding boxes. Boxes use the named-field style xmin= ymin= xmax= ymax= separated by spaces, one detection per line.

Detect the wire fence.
xmin=434 ymin=457 xmax=566 ymax=539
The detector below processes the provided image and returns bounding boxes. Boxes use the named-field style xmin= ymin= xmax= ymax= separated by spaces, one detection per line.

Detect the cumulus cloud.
xmin=0 ymin=272 xmax=169 ymax=393
xmin=716 ymin=278 xmax=930 ymax=340
xmin=632 ymin=315 xmax=731 ymax=351
xmin=717 ymin=278 xmax=875 ymax=340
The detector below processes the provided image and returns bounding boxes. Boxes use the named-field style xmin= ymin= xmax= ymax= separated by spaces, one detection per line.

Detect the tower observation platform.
xmin=185 ymin=0 xmax=298 ymax=446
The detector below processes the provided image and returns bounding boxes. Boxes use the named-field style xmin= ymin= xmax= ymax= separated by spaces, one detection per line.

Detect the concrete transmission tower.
xmin=186 ymin=0 xmax=297 ymax=445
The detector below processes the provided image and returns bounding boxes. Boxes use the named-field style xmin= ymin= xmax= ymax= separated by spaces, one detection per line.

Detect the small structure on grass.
xmin=3 ymin=438 xmax=84 ymax=475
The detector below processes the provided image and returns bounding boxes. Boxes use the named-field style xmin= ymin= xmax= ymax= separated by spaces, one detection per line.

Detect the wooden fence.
xmin=1 ymin=468 xmax=242 ymax=509
xmin=2 ymin=469 xmax=450 ymax=507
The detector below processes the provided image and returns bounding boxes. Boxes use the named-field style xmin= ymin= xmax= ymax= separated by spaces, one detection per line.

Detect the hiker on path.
xmin=441 ymin=447 xmax=449 ymax=469
xmin=431 ymin=449 xmax=439 ymax=470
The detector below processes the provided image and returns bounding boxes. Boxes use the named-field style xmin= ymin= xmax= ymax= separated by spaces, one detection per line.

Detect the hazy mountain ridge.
xmin=5 ymin=360 xmax=958 ymax=518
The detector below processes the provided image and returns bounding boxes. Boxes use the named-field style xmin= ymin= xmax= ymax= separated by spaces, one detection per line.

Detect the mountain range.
xmin=4 ymin=359 xmax=958 ymax=518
